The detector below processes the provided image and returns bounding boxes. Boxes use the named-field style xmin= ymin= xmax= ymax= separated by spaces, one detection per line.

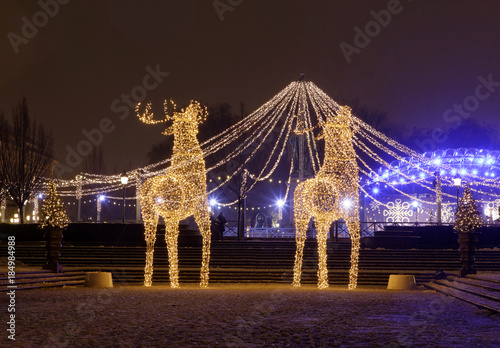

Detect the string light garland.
xmin=137 ymin=100 xmax=211 ymax=288
xmin=293 ymin=106 xmax=361 ymax=289
xmin=45 ymin=80 xmax=500 ymax=217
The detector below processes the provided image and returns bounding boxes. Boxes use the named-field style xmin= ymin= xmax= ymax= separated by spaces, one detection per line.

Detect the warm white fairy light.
xmin=293 ymin=105 xmax=360 ymax=289
xmin=1 ymin=195 xmax=6 ymax=210
xmin=137 ymin=100 xmax=211 ymax=288
xmin=46 ymin=78 xmax=500 ymax=214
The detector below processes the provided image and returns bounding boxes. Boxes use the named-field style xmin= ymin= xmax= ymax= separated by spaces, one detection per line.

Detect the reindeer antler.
xmin=163 ymin=99 xmax=177 ymax=122
xmin=136 ymin=102 xmax=168 ymax=124
xmin=293 ymin=111 xmax=325 ymax=135
xmin=190 ymin=101 xmax=208 ymax=124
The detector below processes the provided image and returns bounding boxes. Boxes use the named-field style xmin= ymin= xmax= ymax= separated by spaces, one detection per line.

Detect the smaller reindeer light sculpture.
xmin=293 ymin=106 xmax=361 ymax=289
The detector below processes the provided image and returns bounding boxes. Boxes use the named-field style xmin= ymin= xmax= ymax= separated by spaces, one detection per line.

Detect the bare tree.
xmin=0 ymin=98 xmax=54 ymax=223
xmin=82 ymin=146 xmax=107 ymax=174
xmin=220 ymin=168 xmax=252 ymax=240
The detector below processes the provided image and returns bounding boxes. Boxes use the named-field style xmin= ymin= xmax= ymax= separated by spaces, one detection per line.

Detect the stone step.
xmin=3 ymin=280 xmax=86 ymax=291
xmin=11 ymin=246 xmax=500 ymax=259
xmin=446 ymin=275 xmax=500 ymax=294
xmin=10 ymin=258 xmax=467 ymax=271
xmin=424 ymin=281 xmax=500 ymax=313
xmin=434 ymin=279 xmax=500 ymax=303
xmin=0 ymin=270 xmax=84 ymax=282
xmin=71 ymin=267 xmax=435 ymax=286
xmin=446 ymin=274 xmax=500 ymax=293
xmin=467 ymin=273 xmax=500 ymax=284
xmin=4 ymin=244 xmax=499 ymax=290
xmin=0 ymin=271 xmax=86 ymax=291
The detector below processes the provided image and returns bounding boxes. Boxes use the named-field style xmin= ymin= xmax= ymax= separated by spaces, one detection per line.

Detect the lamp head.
xmin=120 ymin=172 xmax=129 ymax=185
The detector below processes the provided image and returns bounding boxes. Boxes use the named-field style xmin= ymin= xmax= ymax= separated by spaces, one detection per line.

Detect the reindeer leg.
xmin=293 ymin=217 xmax=309 ymax=287
xmin=195 ymin=201 xmax=211 ymax=288
xmin=165 ymin=219 xmax=180 ymax=288
xmin=143 ymin=214 xmax=158 ymax=287
xmin=346 ymin=215 xmax=361 ymax=290
xmin=316 ymin=219 xmax=330 ymax=289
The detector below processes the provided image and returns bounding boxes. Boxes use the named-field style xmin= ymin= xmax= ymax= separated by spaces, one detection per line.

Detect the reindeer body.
xmin=293 ymin=106 xmax=361 ymax=289
xmin=139 ymin=101 xmax=211 ymax=288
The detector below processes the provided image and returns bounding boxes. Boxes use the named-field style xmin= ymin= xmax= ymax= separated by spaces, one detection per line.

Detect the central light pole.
xmin=121 ymin=172 xmax=128 ymax=223
xmin=412 ymin=200 xmax=419 ymax=225
xmin=453 ymin=177 xmax=462 ymax=206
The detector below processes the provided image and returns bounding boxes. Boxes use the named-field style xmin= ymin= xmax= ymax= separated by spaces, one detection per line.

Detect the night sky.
xmin=1 ymin=0 xmax=500 ymax=179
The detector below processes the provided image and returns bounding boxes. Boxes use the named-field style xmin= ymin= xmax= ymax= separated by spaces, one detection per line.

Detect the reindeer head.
xmin=318 ymin=105 xmax=358 ymax=139
xmin=136 ymin=99 xmax=208 ymax=136
xmin=293 ymin=106 xmax=352 ymax=140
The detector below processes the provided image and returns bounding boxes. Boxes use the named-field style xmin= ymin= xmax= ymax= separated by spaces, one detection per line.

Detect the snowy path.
xmin=8 ymin=284 xmax=499 ymax=347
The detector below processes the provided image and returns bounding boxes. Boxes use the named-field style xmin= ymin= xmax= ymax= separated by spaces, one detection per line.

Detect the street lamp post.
xmin=412 ymin=200 xmax=419 ymax=225
xmin=453 ymin=177 xmax=462 ymax=206
xmin=120 ymin=172 xmax=128 ymax=223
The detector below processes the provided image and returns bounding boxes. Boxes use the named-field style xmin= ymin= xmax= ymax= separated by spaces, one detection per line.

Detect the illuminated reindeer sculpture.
xmin=292 ymin=106 xmax=361 ymax=289
xmin=136 ymin=100 xmax=211 ymax=288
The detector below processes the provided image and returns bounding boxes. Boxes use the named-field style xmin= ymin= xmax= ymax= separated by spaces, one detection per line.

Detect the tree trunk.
xmin=238 ymin=197 xmax=246 ymax=241
xmin=457 ymin=232 xmax=477 ymax=277
xmin=43 ymin=228 xmax=64 ymax=273
xmin=18 ymin=204 xmax=24 ymax=224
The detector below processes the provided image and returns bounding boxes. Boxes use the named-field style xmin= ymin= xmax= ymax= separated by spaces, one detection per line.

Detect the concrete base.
xmin=85 ymin=272 xmax=113 ymax=288
xmin=387 ymin=274 xmax=416 ymax=290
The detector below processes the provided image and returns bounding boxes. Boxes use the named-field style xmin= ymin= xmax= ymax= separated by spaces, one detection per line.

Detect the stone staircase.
xmin=4 ymin=240 xmax=500 ymax=289
xmin=0 ymin=270 xmax=86 ymax=291
xmin=424 ymin=274 xmax=500 ymax=312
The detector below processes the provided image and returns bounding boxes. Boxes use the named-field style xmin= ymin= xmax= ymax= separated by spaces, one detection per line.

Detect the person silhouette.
xmin=215 ymin=212 xmax=226 ymax=240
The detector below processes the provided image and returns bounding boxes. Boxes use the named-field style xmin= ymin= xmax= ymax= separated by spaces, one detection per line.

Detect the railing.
xmin=223 ymin=221 xmax=463 ymax=239
xmin=224 ymin=221 xmax=238 ymax=237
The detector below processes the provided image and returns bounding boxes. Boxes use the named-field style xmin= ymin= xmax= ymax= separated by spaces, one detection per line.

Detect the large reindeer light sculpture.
xmin=136 ymin=100 xmax=211 ymax=288
xmin=292 ymin=106 xmax=361 ymax=289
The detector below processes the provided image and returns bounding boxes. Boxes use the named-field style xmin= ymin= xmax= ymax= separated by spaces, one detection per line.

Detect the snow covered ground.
xmin=8 ymin=283 xmax=499 ymax=347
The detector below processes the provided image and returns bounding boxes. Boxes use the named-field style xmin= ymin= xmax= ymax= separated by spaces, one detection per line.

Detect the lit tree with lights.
xmin=39 ymin=180 xmax=69 ymax=273
xmin=454 ymin=183 xmax=483 ymax=234
xmin=40 ymin=181 xmax=69 ymax=229
xmin=454 ymin=183 xmax=483 ymax=276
